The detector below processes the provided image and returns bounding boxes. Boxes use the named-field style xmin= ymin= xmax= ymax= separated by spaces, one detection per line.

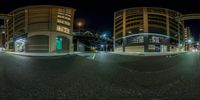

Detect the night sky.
xmin=0 ymin=0 xmax=200 ymax=40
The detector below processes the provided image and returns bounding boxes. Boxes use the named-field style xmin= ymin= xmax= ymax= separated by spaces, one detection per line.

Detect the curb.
xmin=109 ymin=52 xmax=187 ymax=56
xmin=6 ymin=52 xmax=81 ymax=57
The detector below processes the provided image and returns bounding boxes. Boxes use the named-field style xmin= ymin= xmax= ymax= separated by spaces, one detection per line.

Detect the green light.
xmin=56 ymin=37 xmax=62 ymax=50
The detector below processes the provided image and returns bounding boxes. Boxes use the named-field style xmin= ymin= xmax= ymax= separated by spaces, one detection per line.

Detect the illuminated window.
xmin=57 ymin=15 xmax=71 ymax=20
xmin=58 ymin=9 xmax=65 ymax=13
xmin=64 ymin=14 xmax=72 ymax=17
xmin=57 ymin=19 xmax=70 ymax=26
xmin=127 ymin=36 xmax=144 ymax=44
xmin=57 ymin=25 xmax=70 ymax=33
xmin=58 ymin=12 xmax=64 ymax=15
xmin=58 ymin=8 xmax=72 ymax=14
xmin=149 ymin=36 xmax=164 ymax=43
xmin=59 ymin=15 xmax=64 ymax=18
xmin=57 ymin=13 xmax=71 ymax=17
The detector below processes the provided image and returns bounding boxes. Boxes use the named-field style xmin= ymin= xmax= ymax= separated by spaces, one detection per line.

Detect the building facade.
xmin=0 ymin=25 xmax=4 ymax=48
xmin=4 ymin=5 xmax=76 ymax=52
xmin=114 ymin=7 xmax=184 ymax=52
xmin=0 ymin=34 xmax=3 ymax=47
xmin=184 ymin=27 xmax=192 ymax=51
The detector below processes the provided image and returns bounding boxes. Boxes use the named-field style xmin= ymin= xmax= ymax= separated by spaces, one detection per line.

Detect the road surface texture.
xmin=0 ymin=52 xmax=200 ymax=100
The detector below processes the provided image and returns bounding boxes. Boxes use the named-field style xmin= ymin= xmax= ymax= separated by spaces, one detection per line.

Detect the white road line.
xmin=92 ymin=53 xmax=96 ymax=59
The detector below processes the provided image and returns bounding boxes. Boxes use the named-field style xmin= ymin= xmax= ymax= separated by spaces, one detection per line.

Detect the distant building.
xmin=73 ymin=31 xmax=97 ymax=51
xmin=114 ymin=7 xmax=184 ymax=52
xmin=0 ymin=34 xmax=3 ymax=47
xmin=199 ymin=34 xmax=200 ymax=42
xmin=0 ymin=33 xmax=5 ymax=51
xmin=73 ymin=31 xmax=113 ymax=52
xmin=184 ymin=27 xmax=192 ymax=51
xmin=3 ymin=5 xmax=76 ymax=52
xmin=0 ymin=25 xmax=5 ymax=48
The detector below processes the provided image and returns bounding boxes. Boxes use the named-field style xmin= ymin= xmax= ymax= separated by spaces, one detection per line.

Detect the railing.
xmin=176 ymin=13 xmax=200 ymax=21
xmin=0 ymin=14 xmax=13 ymax=19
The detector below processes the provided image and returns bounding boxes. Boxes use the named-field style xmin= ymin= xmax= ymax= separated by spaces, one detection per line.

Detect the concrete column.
xmin=182 ymin=21 xmax=185 ymax=51
xmin=4 ymin=19 xmax=7 ymax=47
xmin=113 ymin=13 xmax=116 ymax=52
xmin=69 ymin=35 xmax=73 ymax=52
xmin=12 ymin=13 xmax=15 ymax=52
xmin=24 ymin=9 xmax=28 ymax=52
xmin=25 ymin=9 xmax=28 ymax=33
xmin=77 ymin=39 xmax=79 ymax=51
xmin=166 ymin=10 xmax=170 ymax=51
xmin=122 ymin=9 xmax=126 ymax=52
xmin=70 ymin=9 xmax=76 ymax=52
xmin=49 ymin=8 xmax=52 ymax=31
xmin=178 ymin=22 xmax=181 ymax=50
xmin=143 ymin=7 xmax=149 ymax=52
xmin=12 ymin=13 xmax=15 ymax=38
xmin=49 ymin=32 xmax=56 ymax=52
xmin=143 ymin=7 xmax=148 ymax=32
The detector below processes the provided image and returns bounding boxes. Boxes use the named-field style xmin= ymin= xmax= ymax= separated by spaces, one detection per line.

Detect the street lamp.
xmin=76 ymin=21 xmax=84 ymax=51
xmin=188 ymin=39 xmax=192 ymax=43
xmin=101 ymin=44 xmax=104 ymax=51
xmin=103 ymin=34 xmax=106 ymax=38
xmin=188 ymin=39 xmax=193 ymax=51
xmin=2 ymin=31 xmax=5 ymax=34
xmin=77 ymin=21 xmax=83 ymax=34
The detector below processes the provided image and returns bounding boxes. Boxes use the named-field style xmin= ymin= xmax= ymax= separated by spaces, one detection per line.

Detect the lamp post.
xmin=76 ymin=22 xmax=83 ymax=51
xmin=0 ymin=25 xmax=6 ymax=48
xmin=77 ymin=22 xmax=83 ymax=35
xmin=188 ymin=39 xmax=192 ymax=51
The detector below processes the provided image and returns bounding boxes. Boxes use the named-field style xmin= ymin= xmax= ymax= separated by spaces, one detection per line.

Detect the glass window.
xmin=57 ymin=15 xmax=71 ymax=20
xmin=150 ymin=36 xmax=160 ymax=43
xmin=56 ymin=37 xmax=63 ymax=50
xmin=127 ymin=36 xmax=144 ymax=45
xmin=57 ymin=19 xmax=71 ymax=26
xmin=57 ymin=25 xmax=70 ymax=33
xmin=58 ymin=8 xmax=72 ymax=14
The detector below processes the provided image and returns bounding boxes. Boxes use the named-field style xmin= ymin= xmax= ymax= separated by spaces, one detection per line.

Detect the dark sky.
xmin=0 ymin=0 xmax=200 ymax=40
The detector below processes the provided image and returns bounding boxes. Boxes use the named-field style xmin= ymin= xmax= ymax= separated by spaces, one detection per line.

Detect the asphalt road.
xmin=0 ymin=52 xmax=200 ymax=100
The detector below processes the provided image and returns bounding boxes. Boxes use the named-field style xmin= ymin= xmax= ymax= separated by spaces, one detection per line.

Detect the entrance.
xmin=56 ymin=36 xmax=70 ymax=52
xmin=56 ymin=37 xmax=63 ymax=50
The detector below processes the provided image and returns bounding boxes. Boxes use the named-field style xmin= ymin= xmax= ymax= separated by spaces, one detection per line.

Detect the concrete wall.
xmin=126 ymin=46 xmax=144 ymax=52
xmin=115 ymin=46 xmax=123 ymax=52
xmin=0 ymin=34 xmax=2 ymax=47
xmin=28 ymin=31 xmax=73 ymax=52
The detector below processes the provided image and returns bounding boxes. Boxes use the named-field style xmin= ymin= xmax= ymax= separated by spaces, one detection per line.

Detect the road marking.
xmin=92 ymin=53 xmax=96 ymax=59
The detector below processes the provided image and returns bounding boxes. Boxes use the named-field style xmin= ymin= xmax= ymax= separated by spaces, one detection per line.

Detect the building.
xmin=0 ymin=34 xmax=3 ymax=47
xmin=184 ymin=27 xmax=192 ymax=51
xmin=4 ymin=5 xmax=76 ymax=52
xmin=0 ymin=25 xmax=5 ymax=49
xmin=114 ymin=7 xmax=184 ymax=52
xmin=0 ymin=33 xmax=5 ymax=51
xmin=73 ymin=31 xmax=97 ymax=52
xmin=199 ymin=34 xmax=200 ymax=43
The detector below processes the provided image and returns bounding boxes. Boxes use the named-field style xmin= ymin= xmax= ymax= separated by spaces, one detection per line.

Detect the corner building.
xmin=5 ymin=5 xmax=76 ymax=52
xmin=114 ymin=7 xmax=184 ymax=52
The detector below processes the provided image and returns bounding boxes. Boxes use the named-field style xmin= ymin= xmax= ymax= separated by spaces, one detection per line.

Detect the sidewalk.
xmin=6 ymin=52 xmax=81 ymax=57
xmin=110 ymin=51 xmax=187 ymax=56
